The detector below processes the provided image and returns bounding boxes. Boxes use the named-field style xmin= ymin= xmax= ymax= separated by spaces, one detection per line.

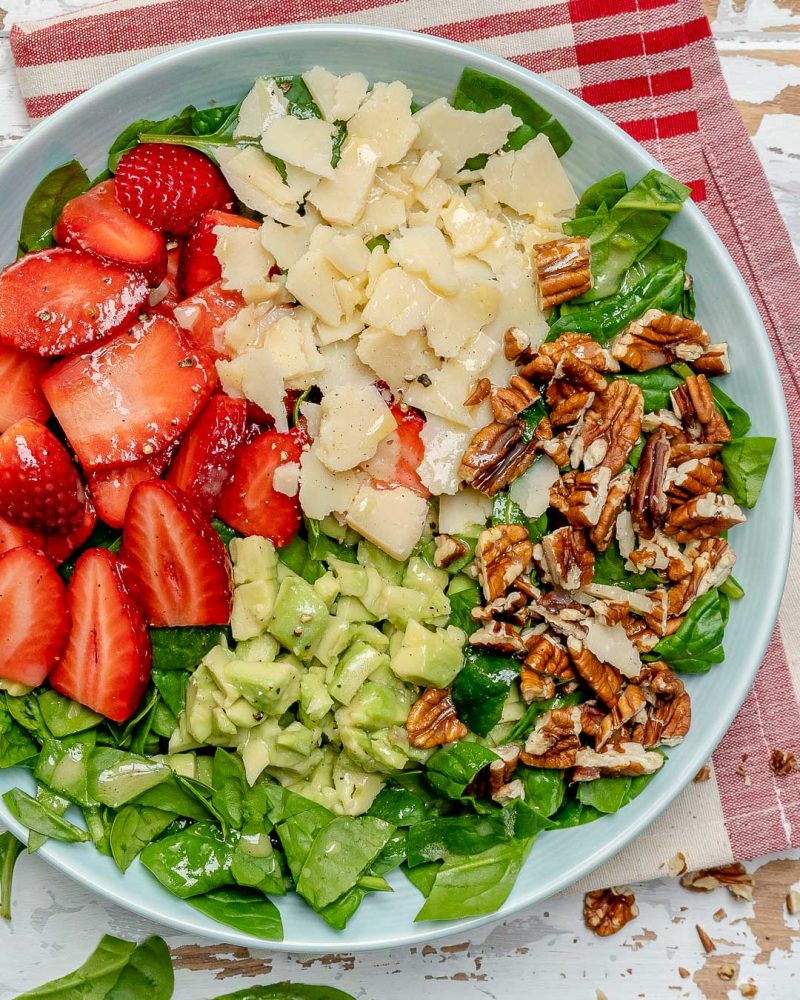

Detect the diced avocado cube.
xmin=311 ymin=617 xmax=354 ymax=668
xmin=158 ymin=753 xmax=197 ymax=779
xmin=268 ymin=576 xmax=329 ymax=657
xmin=370 ymin=585 xmax=428 ymax=627
xmin=357 ymin=539 xmax=406 ymax=584
xmin=211 ymin=706 xmax=239 ymax=739
xmin=230 ymin=535 xmax=278 ymax=585
xmin=403 ymin=556 xmax=449 ymax=594
xmin=351 ymin=623 xmax=390 ymax=650
xmin=339 ymin=728 xmax=410 ymax=774
xmin=318 ymin=515 xmax=350 ymax=543
xmin=332 ymin=756 xmax=385 ymax=816
xmin=231 ymin=579 xmax=278 ymax=641
xmin=236 ymin=635 xmax=281 ymax=662
xmin=313 ymin=571 xmax=340 ymax=608
xmin=390 ymin=620 xmax=465 ymax=688
xmin=335 ymin=681 xmax=412 ymax=731
xmin=224 ymin=660 xmax=301 ymax=716
xmin=225 ymin=696 xmax=265 ymax=730
xmin=300 ymin=665 xmax=335 ymax=722
xmin=329 ymin=558 xmax=369 ymax=598
xmin=240 ymin=719 xmax=322 ymax=785
xmin=196 ymin=755 xmax=214 ymax=787
xmin=201 ymin=647 xmax=240 ymax=706
xmin=335 ymin=596 xmax=379 ymax=622
xmin=329 ymin=641 xmax=387 ymax=706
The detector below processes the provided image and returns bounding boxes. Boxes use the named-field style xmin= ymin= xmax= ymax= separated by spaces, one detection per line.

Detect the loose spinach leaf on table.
xmin=110 ymin=805 xmax=176 ymax=872
xmin=721 ymin=437 xmax=776 ymax=508
xmin=3 ymin=787 xmax=89 ymax=844
xmin=0 ymin=831 xmax=23 ymax=920
xmin=0 ymin=698 xmax=39 ymax=768
xmin=452 ymin=648 xmax=521 ymax=738
xmin=615 ymin=367 xmax=683 ymax=412
xmin=650 ymin=588 xmax=730 ymax=673
xmin=187 ymin=887 xmax=284 ymax=941
xmin=451 ymin=67 xmax=572 ymax=157
xmin=140 ymin=821 xmax=235 ymax=898
xmin=17 ymin=160 xmax=90 ymax=255
xmin=424 ymin=741 xmax=499 ymax=800
xmin=592 ymin=540 xmax=663 ymax=592
xmin=212 ymin=985 xmax=356 ymax=1000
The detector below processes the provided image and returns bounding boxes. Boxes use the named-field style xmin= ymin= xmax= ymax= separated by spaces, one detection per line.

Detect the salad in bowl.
xmin=0 ymin=63 xmax=775 ymax=940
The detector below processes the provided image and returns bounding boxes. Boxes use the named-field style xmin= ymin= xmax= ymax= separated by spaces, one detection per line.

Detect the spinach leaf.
xmin=188 ymin=887 xmax=283 ymax=941
xmin=721 ymin=437 xmax=775 ymax=507
xmin=615 ymin=367 xmax=682 ymax=412
xmin=576 ymin=775 xmax=631 ymax=813
xmin=37 ymin=691 xmax=102 ymax=738
xmin=0 ymin=830 xmax=23 ymax=919
xmin=277 ymin=536 xmax=324 ymax=584
xmin=192 ymin=103 xmax=240 ymax=137
xmin=34 ymin=733 xmax=96 ymax=806
xmin=683 ymin=275 xmax=696 ymax=319
xmin=549 ymin=797 xmax=603 ymax=828
xmin=272 ymin=75 xmax=322 ymax=119
xmin=366 ymin=235 xmax=390 ymax=252
xmin=720 ymin=574 xmax=745 ymax=600
xmin=592 ymin=540 xmax=663 ymax=591
xmin=150 ymin=626 xmax=224 ymax=671
xmin=211 ymin=747 xmax=248 ymax=829
xmin=110 ymin=806 xmax=176 ymax=872
xmin=0 ymin=698 xmax=39 ymax=767
xmin=451 ymin=67 xmax=572 ymax=157
xmin=451 ymin=647 xmax=520 ymax=737
xmin=425 ymin=742 xmax=498 ymax=799
xmin=507 ymin=689 xmax=584 ymax=743
xmin=87 ymin=747 xmax=171 ymax=808
xmin=416 ymin=838 xmax=533 ymax=921
xmin=212 ymin=517 xmax=239 ymax=548
xmin=403 ymin=859 xmax=441 ymax=898
xmin=274 ymin=794 xmax=335 ymax=880
xmin=107 ymin=106 xmax=195 ymax=171
xmin=134 ymin=775 xmax=212 ymax=820
xmin=231 ymin=824 xmax=287 ymax=896
xmin=517 ymin=766 xmax=567 ymax=818
xmin=406 ymin=805 xmax=549 ymax=866
xmin=211 ymin=985 xmax=356 ymax=999
xmin=151 ymin=669 xmax=188 ymax=719
xmin=26 ymin=788 xmax=70 ymax=853
xmin=140 ymin=821 xmax=235 ymax=898
xmin=3 ymin=787 xmax=89 ymax=843
xmin=18 ymin=160 xmax=90 ymax=255
xmin=519 ymin=398 xmax=548 ymax=443
xmin=105 ymin=934 xmax=174 ymax=999
xmin=306 ymin=517 xmax=358 ymax=565
xmin=368 ymin=786 xmax=428 ymax=827
xmin=446 ymin=581 xmax=481 ymax=635
xmin=491 ymin=491 xmax=548 ymax=542
xmin=650 ymin=588 xmax=729 ymax=672
xmin=575 ymin=171 xmax=628 ymax=217
xmin=6 ymin=691 xmax=50 ymax=743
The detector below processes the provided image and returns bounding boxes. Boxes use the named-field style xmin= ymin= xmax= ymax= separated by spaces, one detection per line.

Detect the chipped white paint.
xmin=1 ymin=0 xmax=799 ymax=996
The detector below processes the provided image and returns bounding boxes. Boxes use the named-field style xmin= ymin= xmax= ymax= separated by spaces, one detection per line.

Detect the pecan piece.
xmin=565 ymin=467 xmax=612 ymax=529
xmin=620 ymin=614 xmax=660 ymax=653
xmin=469 ymin=620 xmax=527 ymax=655
xmin=503 ymin=327 xmax=531 ymax=361
xmin=475 ymin=524 xmax=533 ymax=601
xmin=572 ymin=380 xmax=644 ymax=475
xmin=680 ymin=864 xmax=754 ymax=902
xmin=433 ymin=534 xmax=469 ymax=569
xmin=533 ymin=236 xmax=592 ymax=309
xmin=567 ymin=636 xmax=624 ymax=708
xmin=665 ymin=456 xmax=724 ymax=503
xmin=549 ymin=390 xmax=596 ymax=429
xmin=464 ymin=377 xmax=491 ymax=406
xmin=521 ymin=705 xmax=582 ymax=768
xmin=520 ymin=633 xmax=573 ymax=703
xmin=466 ymin=744 xmax=522 ymax=801
xmin=665 ymin=491 xmax=745 ymax=543
xmin=666 ymin=537 xmax=735 ymax=616
xmin=537 ymin=526 xmax=595 ymax=591
xmin=490 ymin=375 xmax=540 ymax=423
xmin=574 ymin=741 xmax=665 ymax=776
xmin=406 ymin=688 xmax=468 ymax=749
xmin=631 ymin=662 xmax=691 ymax=748
xmin=670 ymin=440 xmax=723 ymax=465
xmin=540 ymin=333 xmax=619 ymax=373
xmin=597 ymin=684 xmax=649 ymax=749
xmin=459 ymin=421 xmax=538 ymax=495
xmin=671 ymin=374 xmax=731 ymax=444
xmin=626 ymin=528 xmax=691 ymax=582
xmin=770 ymin=749 xmax=796 ymax=775
xmin=554 ymin=351 xmax=609 ymax=393
xmin=590 ymin=469 xmax=633 ymax=551
xmin=630 ymin=428 xmax=670 ymax=539
xmin=611 ymin=309 xmax=709 ymax=371
xmin=690 ymin=343 xmax=730 ymax=376
xmin=517 ymin=353 xmax=556 ymax=383
xmin=584 ymin=887 xmax=639 ymax=937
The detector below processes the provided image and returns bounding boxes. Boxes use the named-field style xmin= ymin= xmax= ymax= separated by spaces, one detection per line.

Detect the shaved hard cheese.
xmin=345 ymin=483 xmax=428 ymax=561
xmin=316 ymin=340 xmax=377 ymax=392
xmin=324 ymin=233 xmax=372 ymax=279
xmin=440 ymin=194 xmax=505 ymax=257
xmin=359 ymin=193 xmax=407 ymax=238
xmin=315 ymin=385 xmax=397 ymax=472
xmin=410 ymin=151 xmax=441 ymax=189
xmin=412 ymin=99 xmax=521 ymax=177
xmin=261 ymin=311 xmax=324 ymax=388
xmin=426 ymin=281 xmax=500 ymax=358
xmin=299 ymin=449 xmax=361 ymax=520
xmin=260 ymin=210 xmax=320 ymax=270
xmin=482 ymin=134 xmax=578 ymax=217
xmin=215 ymin=147 xmax=302 ymax=225
xmin=316 ymin=312 xmax=365 ymax=347
xmin=417 ymin=415 xmax=476 ymax=495
xmin=484 ymin=258 xmax=549 ymax=349
xmin=216 ymin=348 xmax=288 ymax=432
xmin=222 ymin=301 xmax=294 ymax=355
xmin=356 ymin=326 xmax=437 ymax=387
xmin=361 ymin=267 xmax=436 ymax=336
xmin=509 ymin=456 xmax=561 ymax=518
xmin=347 ymin=81 xmax=419 ymax=167
xmin=308 ymin=138 xmax=379 ymax=227
xmin=261 ymin=116 xmax=337 ymax=178
xmin=458 ymin=331 xmax=500 ymax=375
xmin=583 ymin=620 xmax=642 ymax=678
xmin=299 ymin=401 xmax=322 ymax=438
xmin=405 ymin=360 xmax=474 ymax=425
xmin=234 ymin=78 xmax=288 ymax=138
xmin=388 ymin=226 xmax=459 ymax=295
xmin=214 ymin=226 xmax=276 ymax=303
xmin=273 ymin=461 xmax=301 ymax=498
xmin=438 ymin=489 xmax=492 ymax=534
xmin=303 ymin=66 xmax=369 ymax=123
xmin=285 ymin=249 xmax=343 ymax=327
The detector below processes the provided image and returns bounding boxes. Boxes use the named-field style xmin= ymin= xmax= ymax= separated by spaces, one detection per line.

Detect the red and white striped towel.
xmin=8 ymin=0 xmax=800 ymax=888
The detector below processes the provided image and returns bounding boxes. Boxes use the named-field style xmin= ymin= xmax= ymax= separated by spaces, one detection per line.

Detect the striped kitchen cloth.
xmin=8 ymin=0 xmax=800 ymax=888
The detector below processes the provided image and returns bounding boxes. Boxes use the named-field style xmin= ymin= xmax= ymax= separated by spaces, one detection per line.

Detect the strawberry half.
xmin=50 ymin=548 xmax=151 ymax=723
xmin=89 ymin=449 xmax=172 ymax=529
xmin=43 ymin=499 xmax=97 ymax=566
xmin=0 ymin=248 xmax=149 ymax=357
xmin=42 ymin=315 xmax=218 ymax=470
xmin=167 ymin=395 xmax=248 ymax=517
xmin=174 ymin=279 xmax=243 ymax=360
xmin=54 ymin=179 xmax=167 ymax=284
xmin=115 ymin=143 xmax=233 ymax=237
xmin=0 ymin=514 xmax=44 ymax=557
xmin=363 ymin=402 xmax=429 ymax=497
xmin=0 ymin=344 xmax=51 ymax=433
xmin=0 ymin=418 xmax=85 ymax=534
xmin=217 ymin=429 xmax=304 ymax=546
xmin=120 ymin=481 xmax=232 ymax=627
xmin=179 ymin=209 xmax=260 ymax=297
xmin=0 ymin=547 xmax=69 ymax=687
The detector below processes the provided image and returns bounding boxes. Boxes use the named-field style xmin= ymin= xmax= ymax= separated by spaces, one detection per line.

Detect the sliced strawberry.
xmin=89 ymin=449 xmax=172 ymax=529
xmin=0 ymin=547 xmax=69 ymax=687
xmin=115 ymin=144 xmax=233 ymax=237
xmin=179 ymin=209 xmax=259 ymax=297
xmin=42 ymin=315 xmax=218 ymax=470
xmin=363 ymin=402 xmax=428 ymax=497
xmin=0 ymin=418 xmax=85 ymax=533
xmin=0 ymin=344 xmax=51 ymax=433
xmin=217 ymin=429 xmax=304 ymax=546
xmin=0 ymin=248 xmax=149 ymax=358
xmin=149 ymin=244 xmax=182 ymax=317
xmin=0 ymin=514 xmax=44 ymax=556
xmin=167 ymin=395 xmax=248 ymax=517
xmin=50 ymin=548 xmax=151 ymax=722
xmin=43 ymin=499 xmax=97 ymax=565
xmin=54 ymin=179 xmax=167 ymax=284
xmin=174 ymin=279 xmax=243 ymax=360
xmin=120 ymin=481 xmax=232 ymax=627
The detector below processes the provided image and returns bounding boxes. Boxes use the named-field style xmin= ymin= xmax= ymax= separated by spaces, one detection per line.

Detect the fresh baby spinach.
xmin=0 ymin=831 xmax=23 ymax=920
xmin=17 ymin=159 xmax=90 ymax=255
xmin=650 ymin=588 xmax=730 ymax=672
xmin=721 ymin=437 xmax=776 ymax=507
xmin=424 ymin=741 xmax=498 ymax=800
xmin=2 ymin=787 xmax=89 ymax=844
xmin=451 ymin=647 xmax=520 ymax=737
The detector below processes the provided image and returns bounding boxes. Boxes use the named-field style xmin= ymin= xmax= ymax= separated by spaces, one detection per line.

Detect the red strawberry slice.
xmin=120 ymin=481 xmax=232 ymax=627
xmin=54 ymin=179 xmax=167 ymax=284
xmin=0 ymin=546 xmax=69 ymax=687
xmin=217 ymin=429 xmax=304 ymax=546
xmin=179 ymin=209 xmax=260 ymax=297
xmin=167 ymin=395 xmax=248 ymax=517
xmin=363 ymin=402 xmax=428 ymax=497
xmin=115 ymin=143 xmax=233 ymax=237
xmin=0 ymin=418 xmax=86 ymax=533
xmin=0 ymin=248 xmax=149 ymax=358
xmin=50 ymin=548 xmax=151 ymax=723
xmin=0 ymin=514 xmax=44 ymax=557
xmin=0 ymin=344 xmax=51 ymax=433
xmin=149 ymin=244 xmax=182 ymax=318
xmin=42 ymin=315 xmax=218 ymax=470
xmin=43 ymin=499 xmax=97 ymax=566
xmin=174 ymin=279 xmax=243 ymax=360
xmin=89 ymin=449 xmax=172 ymax=529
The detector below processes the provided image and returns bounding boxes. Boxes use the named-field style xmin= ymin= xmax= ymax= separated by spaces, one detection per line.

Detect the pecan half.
xmin=464 ymin=377 xmax=491 ymax=406
xmin=518 ymin=353 xmax=556 ymax=383
xmin=631 ymin=662 xmax=691 ymax=747
xmin=567 ymin=636 xmax=624 ymax=708
xmin=565 ymin=467 xmax=613 ymax=529
xmin=475 ymin=524 xmax=533 ymax=601
xmin=611 ymin=309 xmax=709 ymax=371
xmin=520 ymin=633 xmax=573 ymax=703
xmin=406 ymin=688 xmax=468 ymax=748
xmin=590 ymin=469 xmax=633 ymax=551
xmin=521 ymin=705 xmax=582 ymax=768
xmin=469 ymin=620 xmax=527 ymax=655
xmin=433 ymin=534 xmax=469 ymax=569
xmin=572 ymin=380 xmax=644 ymax=475
xmin=666 ymin=537 xmax=735 ymax=616
xmin=490 ymin=375 xmax=540 ymax=424
xmin=597 ymin=684 xmax=648 ymax=749
xmin=671 ymin=374 xmax=731 ymax=444
xmin=554 ymin=351 xmax=609 ymax=393
xmin=584 ymin=887 xmax=639 ymax=937
xmin=538 ymin=526 xmax=595 ymax=591
xmin=533 ymin=236 xmax=591 ymax=309
xmin=549 ymin=390 xmax=596 ymax=429
xmin=665 ymin=456 xmax=724 ymax=503
xmin=540 ymin=333 xmax=619 ymax=373
xmin=630 ymin=428 xmax=670 ymax=539
xmin=690 ymin=343 xmax=730 ymax=376
xmin=459 ymin=421 xmax=537 ymax=495
xmin=626 ymin=528 xmax=692 ymax=582
xmin=670 ymin=440 xmax=723 ymax=465
xmin=680 ymin=864 xmax=754 ymax=902
xmin=665 ymin=492 xmax=745 ymax=543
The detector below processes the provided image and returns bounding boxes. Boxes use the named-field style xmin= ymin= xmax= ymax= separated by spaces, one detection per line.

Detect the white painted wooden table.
xmin=0 ymin=1 xmax=798 ymax=997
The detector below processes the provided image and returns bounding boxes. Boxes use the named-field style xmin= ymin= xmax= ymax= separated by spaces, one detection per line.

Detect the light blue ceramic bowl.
xmin=0 ymin=24 xmax=792 ymax=952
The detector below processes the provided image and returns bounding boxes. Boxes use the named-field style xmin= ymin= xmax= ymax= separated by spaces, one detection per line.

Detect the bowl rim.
xmin=0 ymin=20 xmax=793 ymax=953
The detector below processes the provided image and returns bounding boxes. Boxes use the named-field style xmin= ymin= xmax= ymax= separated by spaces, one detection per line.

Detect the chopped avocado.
xmin=357 ymin=540 xmax=406 ymax=584
xmin=369 ymin=584 xmax=429 ymax=627
xmin=339 ymin=727 xmax=411 ymax=774
xmin=300 ymin=665 xmax=335 ymax=722
xmin=312 ymin=616 xmax=355 ymax=668
xmin=332 ymin=756 xmax=385 ymax=816
xmin=335 ymin=596 xmax=379 ymax=622
xmin=268 ymin=576 xmax=329 ymax=657
xmin=159 ymin=752 xmax=198 ymax=779
xmin=329 ymin=641 xmax=388 ymax=705
xmin=313 ymin=571 xmax=340 ymax=607
xmin=240 ymin=718 xmax=322 ymax=784
xmin=403 ymin=556 xmax=449 ymax=594
xmin=328 ymin=558 xmax=369 ymax=598
xmin=390 ymin=620 xmax=465 ymax=687
xmin=225 ymin=659 xmax=301 ymax=716
xmin=224 ymin=696 xmax=266 ymax=730
xmin=335 ymin=681 xmax=412 ymax=730
xmin=230 ymin=535 xmax=278 ymax=585
xmin=235 ymin=634 xmax=281 ymax=662
xmin=231 ymin=578 xmax=278 ymax=641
